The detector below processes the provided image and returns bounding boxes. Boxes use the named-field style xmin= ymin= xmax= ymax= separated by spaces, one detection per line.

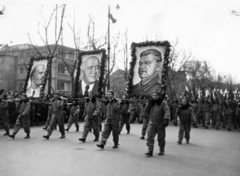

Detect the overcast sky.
xmin=1 ymin=0 xmax=240 ymax=82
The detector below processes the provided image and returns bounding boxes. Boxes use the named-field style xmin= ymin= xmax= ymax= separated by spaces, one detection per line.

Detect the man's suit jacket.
xmin=77 ymin=80 xmax=99 ymax=97
xmin=130 ymin=74 xmax=161 ymax=96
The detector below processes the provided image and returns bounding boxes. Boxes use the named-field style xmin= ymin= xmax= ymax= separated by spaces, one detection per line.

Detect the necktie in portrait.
xmin=84 ymin=85 xmax=89 ymax=96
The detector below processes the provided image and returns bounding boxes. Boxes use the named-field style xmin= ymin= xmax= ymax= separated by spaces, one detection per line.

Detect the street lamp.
xmin=107 ymin=4 xmax=119 ymax=90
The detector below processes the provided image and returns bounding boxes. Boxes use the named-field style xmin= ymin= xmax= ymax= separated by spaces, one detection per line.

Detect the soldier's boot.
xmin=140 ymin=136 xmax=145 ymax=140
xmin=24 ymin=133 xmax=30 ymax=139
xmin=145 ymin=151 xmax=153 ymax=157
xmin=127 ymin=130 xmax=130 ymax=134
xmin=93 ymin=137 xmax=99 ymax=142
xmin=79 ymin=138 xmax=86 ymax=143
xmin=76 ymin=126 xmax=79 ymax=132
xmin=8 ymin=134 xmax=15 ymax=139
xmin=177 ymin=140 xmax=182 ymax=145
xmin=186 ymin=139 xmax=190 ymax=144
xmin=65 ymin=128 xmax=69 ymax=132
xmin=158 ymin=151 xmax=164 ymax=156
xmin=43 ymin=135 xmax=50 ymax=140
xmin=96 ymin=143 xmax=104 ymax=149
xmin=60 ymin=132 xmax=65 ymax=139
xmin=3 ymin=130 xmax=9 ymax=136
xmin=112 ymin=143 xmax=119 ymax=149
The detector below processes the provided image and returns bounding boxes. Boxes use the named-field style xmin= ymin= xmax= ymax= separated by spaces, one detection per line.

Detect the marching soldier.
xmin=79 ymin=91 xmax=100 ymax=142
xmin=176 ymin=97 xmax=197 ymax=144
xmin=65 ymin=100 xmax=80 ymax=132
xmin=8 ymin=93 xmax=31 ymax=139
xmin=97 ymin=90 xmax=120 ymax=149
xmin=43 ymin=92 xmax=65 ymax=139
xmin=222 ymin=100 xmax=233 ymax=131
xmin=0 ymin=94 xmax=10 ymax=136
xmin=144 ymin=90 xmax=170 ymax=157
xmin=119 ymin=95 xmax=131 ymax=134
xmin=199 ymin=98 xmax=212 ymax=129
xmin=212 ymin=99 xmax=221 ymax=129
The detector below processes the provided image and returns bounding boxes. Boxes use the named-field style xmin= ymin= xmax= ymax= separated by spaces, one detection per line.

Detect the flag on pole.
xmin=108 ymin=13 xmax=117 ymax=23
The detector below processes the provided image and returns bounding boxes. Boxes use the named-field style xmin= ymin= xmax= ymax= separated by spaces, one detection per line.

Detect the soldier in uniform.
xmin=79 ymin=91 xmax=100 ymax=142
xmin=176 ymin=97 xmax=196 ymax=144
xmin=170 ymin=98 xmax=179 ymax=124
xmin=235 ymin=102 xmax=240 ymax=129
xmin=222 ymin=100 xmax=233 ymax=131
xmin=212 ymin=99 xmax=221 ymax=129
xmin=144 ymin=90 xmax=170 ymax=157
xmin=43 ymin=92 xmax=65 ymax=139
xmin=65 ymin=100 xmax=80 ymax=132
xmin=8 ymin=93 xmax=31 ymax=139
xmin=97 ymin=90 xmax=120 ymax=149
xmin=119 ymin=95 xmax=130 ymax=134
xmin=0 ymin=94 xmax=10 ymax=136
xmin=199 ymin=98 xmax=212 ymax=129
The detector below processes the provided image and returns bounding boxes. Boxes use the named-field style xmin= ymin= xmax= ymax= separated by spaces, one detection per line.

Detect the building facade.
xmin=0 ymin=44 xmax=77 ymax=95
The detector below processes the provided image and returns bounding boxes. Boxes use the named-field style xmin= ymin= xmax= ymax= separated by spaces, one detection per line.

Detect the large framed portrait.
xmin=127 ymin=41 xmax=171 ymax=98
xmin=23 ymin=56 xmax=52 ymax=98
xmin=74 ymin=49 xmax=107 ymax=98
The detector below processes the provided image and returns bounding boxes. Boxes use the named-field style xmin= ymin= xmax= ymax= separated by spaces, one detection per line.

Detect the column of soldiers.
xmin=1 ymin=89 xmax=240 ymax=157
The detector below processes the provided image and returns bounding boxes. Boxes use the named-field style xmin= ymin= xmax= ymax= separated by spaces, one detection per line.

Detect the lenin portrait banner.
xmin=74 ymin=49 xmax=106 ymax=98
xmin=127 ymin=41 xmax=171 ymax=98
xmin=23 ymin=56 xmax=53 ymax=98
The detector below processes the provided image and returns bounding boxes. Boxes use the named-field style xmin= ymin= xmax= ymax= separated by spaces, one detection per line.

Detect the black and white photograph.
xmin=25 ymin=59 xmax=48 ymax=98
xmin=0 ymin=1 xmax=240 ymax=176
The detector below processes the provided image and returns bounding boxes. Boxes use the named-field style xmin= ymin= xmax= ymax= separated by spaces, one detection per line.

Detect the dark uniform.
xmin=43 ymin=98 xmax=65 ymax=139
xmin=176 ymin=102 xmax=196 ymax=144
xmin=119 ymin=100 xmax=130 ymax=134
xmin=200 ymin=101 xmax=212 ymax=129
xmin=9 ymin=99 xmax=31 ymax=139
xmin=79 ymin=97 xmax=99 ymax=142
xmin=140 ymin=103 xmax=149 ymax=139
xmin=65 ymin=104 xmax=80 ymax=132
xmin=144 ymin=98 xmax=170 ymax=156
xmin=130 ymin=75 xmax=161 ymax=96
xmin=222 ymin=103 xmax=232 ymax=131
xmin=0 ymin=99 xmax=10 ymax=135
xmin=97 ymin=98 xmax=120 ymax=149
xmin=212 ymin=103 xmax=221 ymax=129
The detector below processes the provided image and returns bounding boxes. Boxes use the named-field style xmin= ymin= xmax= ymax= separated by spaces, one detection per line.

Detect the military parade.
xmin=1 ymin=1 xmax=240 ymax=176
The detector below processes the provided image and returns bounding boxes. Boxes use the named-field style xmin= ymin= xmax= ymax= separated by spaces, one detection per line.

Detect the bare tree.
xmin=27 ymin=4 xmax=66 ymax=94
xmin=184 ymin=59 xmax=216 ymax=97
xmin=166 ymin=39 xmax=191 ymax=99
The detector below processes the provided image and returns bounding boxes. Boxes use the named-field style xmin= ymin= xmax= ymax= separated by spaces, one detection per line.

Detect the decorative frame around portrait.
xmin=74 ymin=49 xmax=107 ymax=98
xmin=23 ymin=56 xmax=53 ymax=98
xmin=127 ymin=41 xmax=171 ymax=99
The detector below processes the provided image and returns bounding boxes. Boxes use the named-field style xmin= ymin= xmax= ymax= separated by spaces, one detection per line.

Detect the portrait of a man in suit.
xmin=131 ymin=49 xmax=162 ymax=96
xmin=77 ymin=56 xmax=100 ymax=97
xmin=26 ymin=64 xmax=46 ymax=97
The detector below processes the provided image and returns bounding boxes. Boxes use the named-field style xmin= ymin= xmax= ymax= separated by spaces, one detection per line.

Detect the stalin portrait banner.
xmin=128 ymin=41 xmax=171 ymax=97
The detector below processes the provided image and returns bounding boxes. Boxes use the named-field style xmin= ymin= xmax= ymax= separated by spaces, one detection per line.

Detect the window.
xmin=58 ymin=64 xmax=65 ymax=74
xmin=57 ymin=82 xmax=65 ymax=90
xmin=20 ymin=68 xmax=24 ymax=74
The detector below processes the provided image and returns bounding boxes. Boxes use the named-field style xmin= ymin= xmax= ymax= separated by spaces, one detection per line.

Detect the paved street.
xmin=0 ymin=123 xmax=240 ymax=176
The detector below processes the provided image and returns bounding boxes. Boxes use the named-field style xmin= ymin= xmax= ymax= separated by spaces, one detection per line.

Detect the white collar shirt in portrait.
xmin=27 ymin=87 xmax=41 ymax=98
